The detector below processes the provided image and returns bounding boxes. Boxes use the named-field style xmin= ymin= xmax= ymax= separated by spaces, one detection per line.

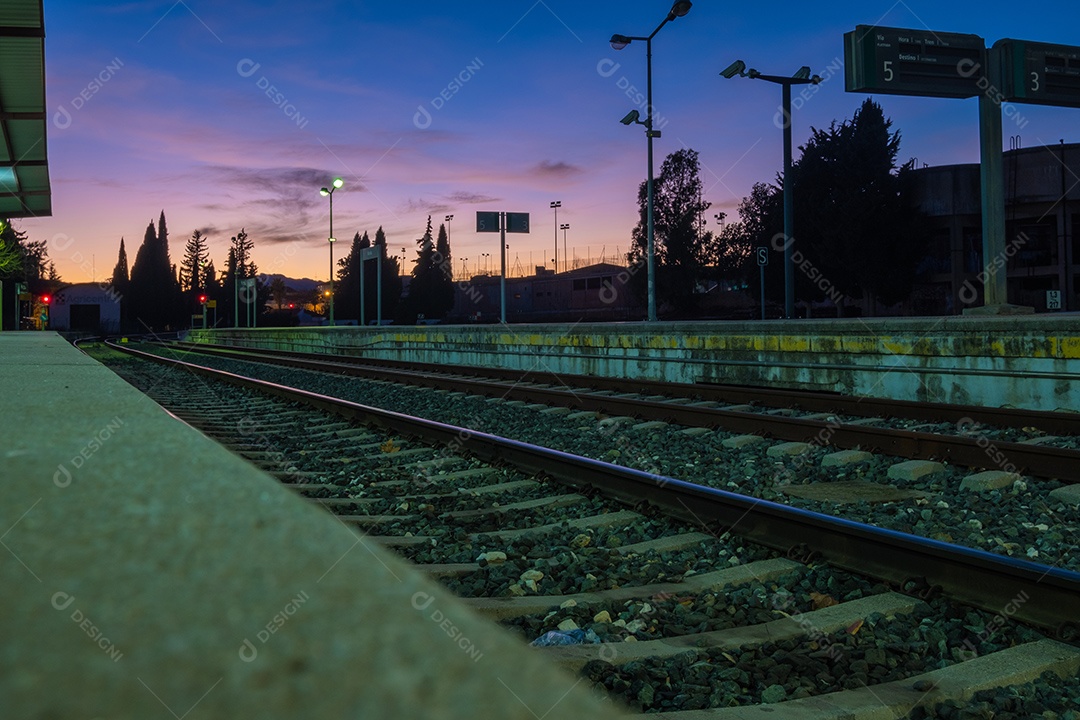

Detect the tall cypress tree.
xmin=128 ymin=213 xmax=183 ymax=329
xmin=374 ymin=226 xmax=402 ymax=322
xmin=434 ymin=223 xmax=454 ymax=315
xmin=110 ymin=237 xmax=130 ymax=324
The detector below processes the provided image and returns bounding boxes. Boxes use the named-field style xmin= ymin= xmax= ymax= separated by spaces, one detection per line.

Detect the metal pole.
xmin=760 ymin=264 xmax=766 ymax=321
xmin=234 ymin=270 xmax=238 ymax=328
xmin=360 ymin=252 xmax=365 ymax=328
xmin=563 ymin=227 xmax=568 ymax=273
xmin=646 ymin=36 xmax=657 ymax=322
xmin=376 ymin=251 xmax=383 ymax=326
xmin=500 ymin=213 xmax=507 ymax=324
xmin=328 ymin=191 xmax=335 ymax=326
xmin=553 ymin=204 xmax=558 ymax=273
xmin=978 ymin=93 xmax=1007 ymax=307
xmin=782 ymin=82 xmax=794 ymax=319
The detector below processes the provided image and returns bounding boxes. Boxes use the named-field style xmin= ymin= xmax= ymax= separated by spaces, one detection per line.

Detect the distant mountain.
xmin=263 ymin=274 xmax=322 ymax=292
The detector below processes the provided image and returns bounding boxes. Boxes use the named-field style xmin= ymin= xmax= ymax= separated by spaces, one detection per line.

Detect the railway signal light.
xmin=198 ymin=294 xmax=208 ymax=304
xmin=41 ymin=295 xmax=50 ymax=304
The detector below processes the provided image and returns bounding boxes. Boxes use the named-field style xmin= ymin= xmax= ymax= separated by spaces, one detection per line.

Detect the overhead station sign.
xmin=995 ymin=39 xmax=1080 ymax=108
xmin=845 ymin=24 xmax=985 ymax=98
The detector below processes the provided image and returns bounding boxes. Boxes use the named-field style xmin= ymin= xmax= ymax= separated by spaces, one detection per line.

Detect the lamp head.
xmin=747 ymin=68 xmax=761 ymax=79
xmin=610 ymin=33 xmax=632 ymax=50
xmin=619 ymin=109 xmax=640 ymax=125
xmin=328 ymin=236 xmax=336 ymax=243
xmin=719 ymin=60 xmax=745 ymax=79
xmin=793 ymin=66 xmax=811 ymax=80
xmin=667 ymin=0 xmax=692 ymax=19
xmin=320 ymin=187 xmax=330 ymax=196
xmin=332 ymin=177 xmax=344 ymax=189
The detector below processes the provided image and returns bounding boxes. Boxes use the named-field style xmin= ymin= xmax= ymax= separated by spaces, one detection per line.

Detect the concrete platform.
xmin=192 ymin=315 xmax=1080 ymax=412
xmin=0 ymin=333 xmax=624 ymax=719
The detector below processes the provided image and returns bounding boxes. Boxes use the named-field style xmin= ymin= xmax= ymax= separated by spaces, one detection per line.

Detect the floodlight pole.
xmin=319 ymin=178 xmax=343 ymax=326
xmin=782 ymin=82 xmax=794 ymax=319
xmin=724 ymin=68 xmax=820 ymax=318
xmin=500 ymin=213 xmax=507 ymax=324
xmin=612 ymin=2 xmax=692 ymax=322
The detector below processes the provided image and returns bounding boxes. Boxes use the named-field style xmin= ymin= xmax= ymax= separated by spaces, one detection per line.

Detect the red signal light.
xmin=198 ymin=295 xmax=207 ymax=304
xmin=288 ymin=303 xmax=295 ymax=309
xmin=41 ymin=295 xmax=50 ymax=304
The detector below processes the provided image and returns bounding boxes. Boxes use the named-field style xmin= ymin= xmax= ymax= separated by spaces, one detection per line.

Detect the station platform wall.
xmin=190 ymin=316 xmax=1080 ymax=412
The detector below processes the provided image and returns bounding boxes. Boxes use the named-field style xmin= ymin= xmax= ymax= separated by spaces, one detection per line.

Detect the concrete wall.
xmin=191 ymin=316 xmax=1080 ymax=412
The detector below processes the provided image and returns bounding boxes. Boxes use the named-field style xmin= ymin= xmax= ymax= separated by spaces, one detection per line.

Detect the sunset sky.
xmin=20 ymin=0 xmax=1080 ymax=284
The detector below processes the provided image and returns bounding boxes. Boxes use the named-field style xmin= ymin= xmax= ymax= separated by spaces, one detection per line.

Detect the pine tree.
xmin=223 ymin=228 xmax=264 ymax=326
xmin=408 ymin=216 xmax=439 ymax=321
xmin=0 ymin=219 xmax=25 ymax=278
xmin=180 ymin=230 xmax=209 ymax=291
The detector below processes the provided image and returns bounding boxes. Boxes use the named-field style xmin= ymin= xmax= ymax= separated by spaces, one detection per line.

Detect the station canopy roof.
xmin=0 ymin=0 xmax=49 ymax=218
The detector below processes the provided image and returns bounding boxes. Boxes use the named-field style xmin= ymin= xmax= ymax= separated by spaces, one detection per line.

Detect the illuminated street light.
xmin=610 ymin=0 xmax=693 ymax=321
xmin=721 ymin=62 xmax=820 ymax=318
xmin=319 ymin=177 xmax=344 ymax=325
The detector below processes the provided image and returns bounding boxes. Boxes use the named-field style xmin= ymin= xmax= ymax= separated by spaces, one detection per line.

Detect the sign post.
xmin=359 ymin=245 xmax=383 ymax=326
xmin=477 ymin=211 xmax=529 ymax=323
xmin=756 ymin=246 xmax=769 ymax=320
xmin=844 ymin=25 xmax=1080 ymax=313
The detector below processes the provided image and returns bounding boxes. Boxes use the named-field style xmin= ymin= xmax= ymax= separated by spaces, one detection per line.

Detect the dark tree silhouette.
xmin=628 ymin=148 xmax=713 ymax=317
xmin=128 ymin=214 xmax=182 ymax=329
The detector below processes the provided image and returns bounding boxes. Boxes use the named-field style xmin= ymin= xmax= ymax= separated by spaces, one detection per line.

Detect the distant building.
xmin=49 ymin=283 xmax=122 ymax=332
xmin=910 ymin=141 xmax=1079 ymax=314
xmin=448 ymin=263 xmax=641 ymax=322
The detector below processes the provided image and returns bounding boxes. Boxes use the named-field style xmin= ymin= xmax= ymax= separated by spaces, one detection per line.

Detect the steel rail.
xmin=163 ymin=341 xmax=1080 ymax=482
xmin=170 ymin=340 xmax=1080 ymax=435
xmin=107 ymin=339 xmax=1080 ymax=637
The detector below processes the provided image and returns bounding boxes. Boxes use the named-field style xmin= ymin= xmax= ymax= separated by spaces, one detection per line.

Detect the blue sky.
xmin=22 ymin=0 xmax=1080 ymax=283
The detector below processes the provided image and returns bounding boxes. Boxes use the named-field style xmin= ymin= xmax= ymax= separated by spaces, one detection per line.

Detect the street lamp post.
xmin=560 ymin=224 xmax=570 ymax=271
xmin=445 ymin=214 xmax=454 ymax=254
xmin=721 ymin=62 xmax=820 ymax=319
xmin=611 ymin=0 xmax=692 ymax=322
xmin=319 ymin=177 xmax=344 ymax=326
xmin=549 ymin=201 xmax=561 ymax=273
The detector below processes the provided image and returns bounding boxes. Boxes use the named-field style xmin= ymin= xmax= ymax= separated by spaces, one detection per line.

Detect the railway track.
xmin=88 ymin=339 xmax=1080 ymax=716
xmin=162 ymin=341 xmax=1080 ymax=483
